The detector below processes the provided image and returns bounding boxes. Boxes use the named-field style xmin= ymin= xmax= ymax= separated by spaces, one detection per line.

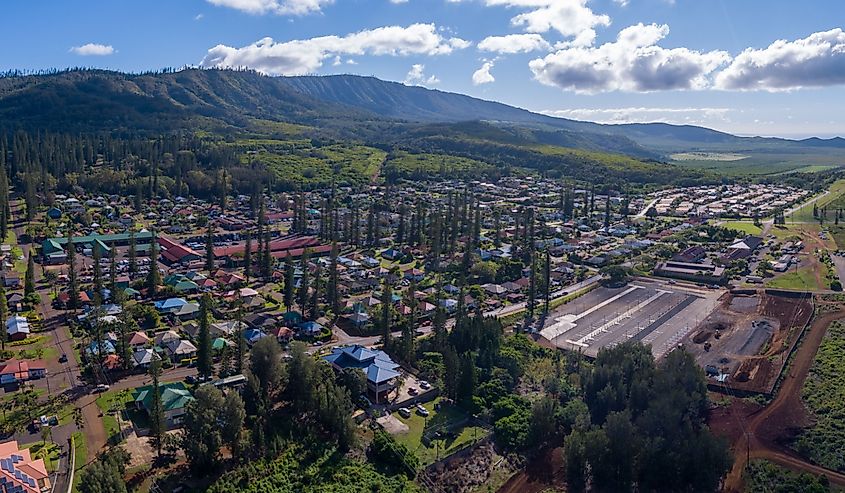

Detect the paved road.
xmin=327 ymin=274 xmax=602 ymax=351
xmin=633 ymin=197 xmax=660 ymax=219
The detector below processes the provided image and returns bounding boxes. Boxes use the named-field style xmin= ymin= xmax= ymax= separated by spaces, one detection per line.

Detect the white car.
xmin=398 ymin=407 xmax=411 ymax=418
xmin=419 ymin=380 xmax=431 ymax=390
xmin=415 ymin=404 xmax=429 ymax=417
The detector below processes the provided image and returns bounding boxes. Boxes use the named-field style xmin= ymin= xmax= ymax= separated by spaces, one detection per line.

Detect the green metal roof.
xmin=132 ymin=382 xmax=194 ymax=412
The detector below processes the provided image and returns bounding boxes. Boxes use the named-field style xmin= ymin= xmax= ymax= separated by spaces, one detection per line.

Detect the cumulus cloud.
xmin=200 ymin=23 xmax=470 ymax=75
xmin=69 ymin=43 xmax=115 ymax=56
xmin=478 ymin=34 xmax=551 ymax=54
xmin=404 ymin=64 xmax=440 ymax=85
xmin=715 ymin=28 xmax=845 ymax=91
xmin=542 ymin=107 xmax=731 ymax=125
xmin=472 ymin=61 xmax=496 ymax=85
xmin=529 ymin=23 xmax=730 ymax=93
xmin=206 ymin=0 xmax=332 ymax=15
xmin=485 ymin=0 xmax=610 ymax=47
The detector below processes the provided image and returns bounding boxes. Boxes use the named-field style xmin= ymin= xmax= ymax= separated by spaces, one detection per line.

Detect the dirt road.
xmin=722 ymin=309 xmax=845 ymax=491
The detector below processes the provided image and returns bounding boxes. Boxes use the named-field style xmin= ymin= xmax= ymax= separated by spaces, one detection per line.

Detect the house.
xmin=172 ymin=302 xmax=200 ymax=321
xmin=158 ymin=236 xmax=202 ymax=266
xmin=132 ymin=348 xmax=160 ymax=369
xmin=672 ymin=246 xmax=707 ymax=263
xmin=154 ymin=298 xmax=188 ymax=314
xmin=0 ymin=439 xmax=52 ymax=492
xmin=6 ymin=316 xmax=30 ymax=341
xmin=210 ymin=320 xmax=246 ymax=338
xmin=345 ymin=311 xmax=370 ymax=328
xmin=84 ymin=340 xmax=116 ymax=358
xmin=0 ymin=359 xmax=47 ymax=385
xmin=654 ymin=261 xmax=727 ymax=285
xmin=165 ymin=339 xmax=198 ymax=365
xmin=298 ymin=320 xmax=324 ymax=337
xmin=243 ymin=328 xmax=266 ymax=345
xmin=154 ymin=330 xmax=181 ymax=347
xmin=2 ymin=271 xmax=21 ymax=289
xmin=47 ymin=206 xmax=63 ymax=219
xmin=723 ymin=236 xmax=764 ymax=261
xmin=381 ymin=248 xmax=402 ymax=261
xmin=132 ymin=382 xmax=194 ymax=427
xmin=127 ymin=331 xmax=151 ymax=349
xmin=323 ymin=345 xmax=401 ymax=403
xmin=269 ymin=326 xmax=293 ymax=343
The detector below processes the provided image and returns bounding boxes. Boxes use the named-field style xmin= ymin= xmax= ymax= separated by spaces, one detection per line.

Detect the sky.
xmin=3 ymin=0 xmax=845 ymax=139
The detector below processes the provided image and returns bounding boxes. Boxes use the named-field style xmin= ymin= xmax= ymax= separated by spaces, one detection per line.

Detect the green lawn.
xmin=765 ymin=265 xmax=822 ymax=291
xmin=71 ymin=431 xmax=87 ymax=492
xmin=95 ymin=389 xmax=135 ymax=443
xmin=389 ymin=398 xmax=489 ymax=465
xmin=721 ymin=221 xmax=763 ymax=236
xmin=22 ymin=441 xmax=61 ymax=472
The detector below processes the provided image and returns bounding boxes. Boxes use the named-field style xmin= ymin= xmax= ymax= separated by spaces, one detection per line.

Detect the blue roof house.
xmin=323 ymin=345 xmax=401 ymax=403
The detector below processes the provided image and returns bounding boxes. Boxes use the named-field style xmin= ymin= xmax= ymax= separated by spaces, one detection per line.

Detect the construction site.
xmin=539 ymin=278 xmax=723 ymax=359
xmin=682 ymin=289 xmax=814 ymax=396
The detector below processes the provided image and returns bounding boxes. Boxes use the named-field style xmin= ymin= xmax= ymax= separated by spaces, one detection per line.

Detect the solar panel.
xmin=1 ymin=458 xmax=9 ymax=471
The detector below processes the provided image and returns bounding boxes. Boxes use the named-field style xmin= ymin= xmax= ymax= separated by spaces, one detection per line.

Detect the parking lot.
xmin=540 ymin=279 xmax=723 ymax=358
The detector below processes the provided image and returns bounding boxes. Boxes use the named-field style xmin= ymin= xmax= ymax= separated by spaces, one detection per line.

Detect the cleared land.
xmin=686 ymin=290 xmax=813 ymax=395
xmin=388 ymin=397 xmax=488 ymax=466
xmin=670 ymin=152 xmax=749 ymax=161
xmin=790 ymin=179 xmax=845 ymax=223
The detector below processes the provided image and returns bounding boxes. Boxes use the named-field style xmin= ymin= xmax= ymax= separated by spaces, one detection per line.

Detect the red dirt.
xmin=497 ymin=447 xmax=565 ymax=493
xmin=719 ymin=310 xmax=845 ymax=492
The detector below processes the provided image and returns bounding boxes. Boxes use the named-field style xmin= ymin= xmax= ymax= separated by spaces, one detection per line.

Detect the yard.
xmin=791 ymin=179 xmax=845 ymax=223
xmin=721 ymin=220 xmax=763 ymax=236
xmin=765 ymin=265 xmax=824 ymax=291
xmin=95 ymin=388 xmax=146 ymax=444
xmin=21 ymin=441 xmax=61 ymax=472
xmin=389 ymin=398 xmax=489 ymax=465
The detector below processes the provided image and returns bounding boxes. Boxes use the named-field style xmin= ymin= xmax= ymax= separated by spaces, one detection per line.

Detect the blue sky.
xmin=3 ymin=0 xmax=845 ymax=138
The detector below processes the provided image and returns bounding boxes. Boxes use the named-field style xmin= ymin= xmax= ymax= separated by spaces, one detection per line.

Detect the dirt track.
xmin=722 ymin=309 xmax=845 ymax=492
xmin=496 ymin=448 xmax=564 ymax=493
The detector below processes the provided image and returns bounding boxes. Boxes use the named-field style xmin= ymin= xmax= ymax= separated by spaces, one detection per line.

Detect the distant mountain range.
xmin=0 ymin=68 xmax=843 ymax=160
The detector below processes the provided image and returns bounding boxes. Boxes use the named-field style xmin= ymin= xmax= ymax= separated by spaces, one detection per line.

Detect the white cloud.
xmin=69 ymin=43 xmax=115 ymax=56
xmin=613 ymin=0 xmax=629 ymax=6
xmin=541 ymin=107 xmax=731 ymax=125
xmin=715 ymin=28 xmax=845 ymax=91
xmin=206 ymin=0 xmax=333 ymax=15
xmin=200 ymin=23 xmax=470 ymax=75
xmin=478 ymin=34 xmax=551 ymax=54
xmin=485 ymin=0 xmax=611 ymax=47
xmin=195 ymin=13 xmax=205 ymax=20
xmin=405 ymin=64 xmax=440 ymax=85
xmin=472 ymin=61 xmax=496 ymax=85
xmin=390 ymin=0 xmax=409 ymax=3
xmin=529 ymin=23 xmax=730 ymax=93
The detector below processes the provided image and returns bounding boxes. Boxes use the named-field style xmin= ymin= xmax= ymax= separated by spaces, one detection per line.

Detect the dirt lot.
xmin=715 ymin=309 xmax=845 ymax=492
xmin=683 ymin=290 xmax=813 ymax=395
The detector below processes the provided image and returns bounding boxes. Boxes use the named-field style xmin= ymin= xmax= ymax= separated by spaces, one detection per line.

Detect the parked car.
xmin=398 ymin=407 xmax=411 ymax=419
xmin=415 ymin=404 xmax=429 ymax=417
xmin=419 ymin=380 xmax=431 ymax=390
xmin=408 ymin=387 xmax=418 ymax=396
xmin=185 ymin=375 xmax=197 ymax=384
xmin=93 ymin=384 xmax=110 ymax=393
xmin=58 ymin=354 xmax=68 ymax=363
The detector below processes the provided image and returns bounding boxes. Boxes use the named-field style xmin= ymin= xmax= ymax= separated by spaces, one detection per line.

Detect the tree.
xmin=205 ymin=221 xmax=215 ymax=272
xmin=128 ymin=229 xmax=137 ymax=275
xmin=197 ymin=294 xmax=213 ymax=379
xmin=298 ymin=249 xmax=311 ymax=310
xmin=0 ymin=285 xmax=7 ymax=351
xmin=600 ymin=265 xmax=630 ymax=286
xmin=92 ymin=245 xmax=103 ymax=303
xmin=222 ymin=392 xmax=246 ymax=460
xmin=67 ymin=228 xmax=80 ymax=310
xmin=24 ymin=254 xmax=35 ymax=297
xmin=310 ymin=263 xmax=322 ymax=320
xmin=182 ymin=385 xmax=225 ymax=472
xmin=146 ymin=230 xmax=160 ymax=296
xmin=243 ymin=233 xmax=252 ymax=281
xmin=78 ymin=449 xmax=130 ymax=493
xmin=381 ymin=278 xmax=393 ymax=344
xmin=148 ymin=358 xmax=166 ymax=457
xmin=284 ymin=254 xmax=295 ymax=311
xmin=327 ymin=241 xmax=340 ymax=315
xmin=248 ymin=336 xmax=285 ymax=408
xmin=543 ymin=249 xmax=551 ymax=314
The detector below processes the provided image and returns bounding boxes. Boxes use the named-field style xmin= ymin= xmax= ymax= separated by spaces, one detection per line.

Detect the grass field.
xmin=390 ymin=398 xmax=488 ymax=465
xmin=670 ymin=152 xmax=749 ymax=161
xmin=71 ymin=431 xmax=87 ymax=491
xmin=765 ymin=265 xmax=822 ymax=291
xmin=22 ymin=441 xmax=61 ymax=472
xmin=790 ymin=179 xmax=845 ymax=223
xmin=674 ymin=153 xmax=844 ymax=176
xmin=721 ymin=221 xmax=763 ymax=236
